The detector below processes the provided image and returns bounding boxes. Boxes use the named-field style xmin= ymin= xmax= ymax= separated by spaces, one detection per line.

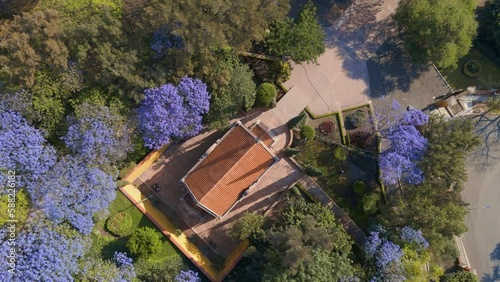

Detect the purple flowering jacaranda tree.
xmin=112 ymin=251 xmax=136 ymax=282
xmin=29 ymin=156 xmax=116 ymax=235
xmin=0 ymin=110 xmax=56 ymax=191
xmin=138 ymin=77 xmax=210 ymax=149
xmin=175 ymin=270 xmax=201 ymax=282
xmin=399 ymin=226 xmax=429 ymax=250
xmin=365 ymin=231 xmax=405 ymax=281
xmin=0 ymin=220 xmax=86 ymax=281
xmin=63 ymin=103 xmax=131 ymax=171
xmin=378 ymin=102 xmax=429 ymax=185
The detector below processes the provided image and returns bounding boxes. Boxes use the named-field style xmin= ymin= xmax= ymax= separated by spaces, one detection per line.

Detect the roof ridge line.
xmin=198 ymin=123 xmax=275 ymax=205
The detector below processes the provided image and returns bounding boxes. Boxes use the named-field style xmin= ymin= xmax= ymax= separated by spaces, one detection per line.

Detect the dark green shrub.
xmin=345 ymin=110 xmax=366 ymax=129
xmin=463 ymin=60 xmax=482 ymax=77
xmin=362 ymin=192 xmax=380 ymax=215
xmin=255 ymin=83 xmax=277 ymax=107
xmin=287 ymin=114 xmax=307 ymax=129
xmin=300 ymin=125 xmax=315 ymax=141
xmin=119 ymin=162 xmax=136 ymax=179
xmin=305 ymin=165 xmax=323 ymax=176
xmin=127 ymin=227 xmax=163 ymax=258
xmin=284 ymin=147 xmax=301 ymax=157
xmin=333 ymin=147 xmax=347 ymax=161
xmin=353 ymin=180 xmax=366 ymax=196
xmin=106 ymin=212 xmax=133 ymax=237
xmin=116 ymin=179 xmax=130 ymax=188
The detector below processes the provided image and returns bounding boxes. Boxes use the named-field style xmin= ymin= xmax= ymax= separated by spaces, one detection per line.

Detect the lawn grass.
xmin=441 ymin=47 xmax=500 ymax=90
xmin=88 ymin=191 xmax=200 ymax=279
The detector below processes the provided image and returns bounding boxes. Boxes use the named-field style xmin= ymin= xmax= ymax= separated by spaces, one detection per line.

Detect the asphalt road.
xmin=461 ymin=158 xmax=500 ymax=280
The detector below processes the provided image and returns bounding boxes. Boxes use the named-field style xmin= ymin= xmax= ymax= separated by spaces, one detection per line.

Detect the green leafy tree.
xmin=133 ymin=0 xmax=290 ymax=52
xmin=478 ymin=0 xmax=500 ymax=50
xmin=395 ymin=0 xmax=477 ymax=68
xmin=420 ymin=116 xmax=480 ymax=191
xmin=127 ymin=227 xmax=163 ymax=258
xmin=204 ymin=52 xmax=257 ymax=129
xmin=266 ymin=1 xmax=325 ymax=63
xmin=229 ymin=212 xmax=266 ymax=241
xmin=442 ymin=270 xmax=479 ymax=282
xmin=0 ymin=9 xmax=69 ymax=88
xmin=262 ymin=198 xmax=354 ymax=281
xmin=62 ymin=4 xmax=149 ymax=103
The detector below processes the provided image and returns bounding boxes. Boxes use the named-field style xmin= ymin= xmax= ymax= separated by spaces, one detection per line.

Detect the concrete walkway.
xmin=273 ymin=0 xmax=400 ymax=120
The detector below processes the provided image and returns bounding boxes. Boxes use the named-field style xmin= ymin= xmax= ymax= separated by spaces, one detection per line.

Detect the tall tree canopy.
xmin=266 ymin=1 xmax=325 ymax=63
xmin=0 ymin=219 xmax=86 ymax=281
xmin=0 ymin=109 xmax=56 ymax=190
xmin=478 ymin=0 xmax=500 ymax=50
xmin=138 ymin=77 xmax=210 ymax=149
xmin=29 ymin=156 xmax=116 ymax=235
xmin=262 ymin=198 xmax=355 ymax=281
xmin=0 ymin=9 xmax=68 ymax=88
xmin=63 ymin=103 xmax=131 ymax=172
xmin=395 ymin=0 xmax=478 ymax=68
xmin=133 ymin=0 xmax=290 ymax=52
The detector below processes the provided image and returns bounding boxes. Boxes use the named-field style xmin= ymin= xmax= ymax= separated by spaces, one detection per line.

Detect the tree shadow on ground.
xmin=366 ymin=38 xmax=428 ymax=99
xmin=482 ymin=265 xmax=500 ymax=282
xmin=469 ymin=114 xmax=500 ymax=171
xmin=490 ymin=242 xmax=500 ymax=261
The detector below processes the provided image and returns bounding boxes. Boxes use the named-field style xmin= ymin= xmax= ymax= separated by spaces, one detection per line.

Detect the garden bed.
xmin=305 ymin=112 xmax=343 ymax=144
xmin=242 ymin=56 xmax=287 ymax=101
xmin=292 ymin=139 xmax=381 ymax=230
xmin=342 ymin=106 xmax=378 ymax=152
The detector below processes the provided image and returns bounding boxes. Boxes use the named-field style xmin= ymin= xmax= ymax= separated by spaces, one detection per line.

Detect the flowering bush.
xmin=29 ymin=156 xmax=116 ymax=235
xmin=138 ymin=77 xmax=210 ymax=149
xmin=0 ymin=110 xmax=56 ymax=191
xmin=319 ymin=119 xmax=336 ymax=134
xmin=365 ymin=231 xmax=405 ymax=281
xmin=0 ymin=221 xmax=85 ymax=281
xmin=175 ymin=270 xmax=201 ymax=282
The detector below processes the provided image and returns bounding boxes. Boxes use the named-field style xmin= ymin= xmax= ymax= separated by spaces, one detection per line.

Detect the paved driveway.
xmin=278 ymin=0 xmax=400 ymax=119
xmin=462 ymin=115 xmax=500 ymax=280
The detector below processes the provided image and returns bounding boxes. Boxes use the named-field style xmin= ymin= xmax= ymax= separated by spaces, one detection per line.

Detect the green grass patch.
xmin=91 ymin=191 xmax=182 ymax=262
xmin=442 ymin=48 xmax=500 ymax=90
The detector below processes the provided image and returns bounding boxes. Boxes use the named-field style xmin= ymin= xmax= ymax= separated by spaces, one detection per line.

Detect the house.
xmin=180 ymin=120 xmax=279 ymax=219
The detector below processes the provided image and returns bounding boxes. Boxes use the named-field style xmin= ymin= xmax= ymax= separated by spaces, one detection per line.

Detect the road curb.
xmin=454 ymin=235 xmax=477 ymax=275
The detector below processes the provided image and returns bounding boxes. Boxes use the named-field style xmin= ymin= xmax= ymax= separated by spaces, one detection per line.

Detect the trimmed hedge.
xmin=300 ymin=125 xmax=315 ymax=141
xmin=106 ymin=212 xmax=133 ymax=237
xmin=305 ymin=165 xmax=323 ymax=176
xmin=287 ymin=114 xmax=307 ymax=129
xmin=256 ymin=83 xmax=277 ymax=107
xmin=284 ymin=147 xmax=301 ymax=157
xmin=333 ymin=147 xmax=347 ymax=161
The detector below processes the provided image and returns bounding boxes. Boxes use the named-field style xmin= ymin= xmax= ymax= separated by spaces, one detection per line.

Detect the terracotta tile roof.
xmin=251 ymin=125 xmax=274 ymax=148
xmin=183 ymin=124 xmax=275 ymax=217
